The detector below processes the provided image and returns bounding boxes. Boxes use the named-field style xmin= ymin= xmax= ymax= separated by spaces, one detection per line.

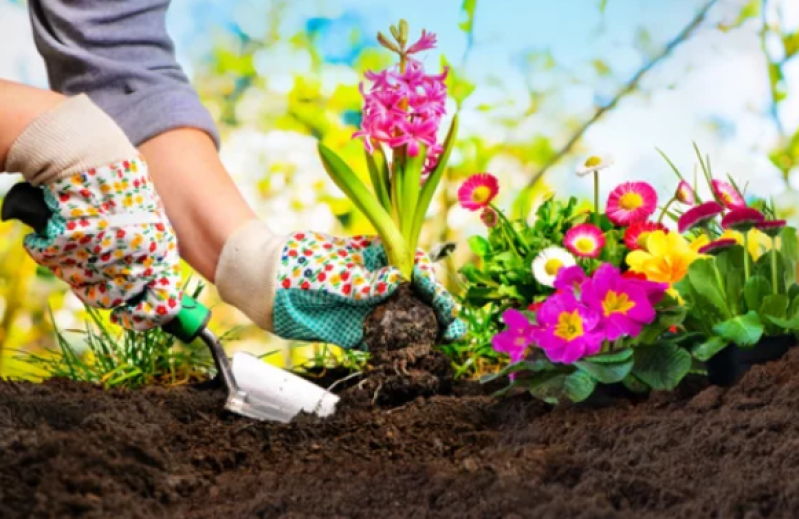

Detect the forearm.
xmin=138 ymin=129 xmax=258 ymax=281
xmin=0 ymin=80 xmax=64 ymax=169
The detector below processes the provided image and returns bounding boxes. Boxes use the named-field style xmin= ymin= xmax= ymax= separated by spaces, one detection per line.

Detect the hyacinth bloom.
xmin=624 ymin=221 xmax=668 ymax=250
xmin=553 ymin=265 xmax=589 ymax=294
xmin=675 ymin=181 xmax=696 ymax=206
xmin=564 ymin=223 xmax=605 ymax=258
xmin=458 ymin=173 xmax=499 ymax=212
xmin=721 ymin=207 xmax=765 ymax=232
xmin=626 ymin=231 xmax=699 ymax=291
xmin=677 ymin=201 xmax=725 ymax=233
xmin=492 ymin=308 xmax=538 ymax=363
xmin=532 ymin=246 xmax=577 ymax=287
xmin=757 ymin=219 xmax=787 ymax=238
xmin=711 ymin=179 xmax=746 ymax=210
xmin=581 ymin=264 xmax=658 ymax=340
xmin=535 ymin=292 xmax=604 ymax=364
xmin=480 ymin=207 xmax=498 ymax=227
xmin=606 ymin=182 xmax=658 ymax=226
xmin=698 ymin=238 xmax=738 ymax=255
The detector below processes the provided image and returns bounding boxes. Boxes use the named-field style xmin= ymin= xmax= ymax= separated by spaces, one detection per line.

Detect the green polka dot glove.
xmin=4 ymin=95 xmax=183 ymax=331
xmin=215 ymin=225 xmax=466 ymax=350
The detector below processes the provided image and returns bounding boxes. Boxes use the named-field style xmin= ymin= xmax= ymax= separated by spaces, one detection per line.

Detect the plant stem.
xmin=771 ymin=237 xmax=779 ymax=295
xmin=657 ymin=197 xmax=676 ymax=224
xmin=593 ymin=171 xmax=601 ymax=227
xmin=743 ymin=232 xmax=751 ymax=282
xmin=491 ymin=203 xmax=530 ymax=255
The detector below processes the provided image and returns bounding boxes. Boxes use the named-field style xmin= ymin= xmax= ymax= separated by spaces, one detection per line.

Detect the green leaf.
xmin=632 ymin=343 xmax=692 ymax=391
xmin=687 ymin=259 xmax=729 ymax=317
xmin=692 ymin=336 xmax=729 ymax=362
xmin=584 ymin=349 xmax=634 ymax=363
xmin=781 ymin=227 xmax=799 ymax=262
xmin=575 ymin=357 xmax=633 ymax=384
xmin=528 ymin=374 xmax=570 ymax=405
xmin=364 ymin=146 xmax=391 ymax=212
xmin=468 ymin=235 xmax=491 ymax=258
xmin=622 ymin=373 xmax=650 ymax=394
xmin=656 ymin=147 xmax=685 ymax=181
xmin=399 ymin=143 xmax=427 ymax=241
xmin=479 ymin=358 xmax=555 ymax=384
xmin=761 ymin=294 xmax=789 ymax=320
xmin=409 ymin=115 xmax=458 ymax=251
xmin=744 ymin=276 xmax=771 ymax=314
xmin=599 ymin=0 xmax=608 ymax=12
xmin=712 ymin=311 xmax=764 ymax=347
xmin=765 ymin=315 xmax=799 ymax=331
xmin=318 ymin=142 xmax=412 ymax=278
xmin=564 ymin=370 xmax=597 ymax=402
xmin=784 ymin=32 xmax=799 ymax=60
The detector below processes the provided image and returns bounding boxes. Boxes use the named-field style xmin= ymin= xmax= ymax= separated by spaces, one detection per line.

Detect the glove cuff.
xmin=215 ymin=219 xmax=288 ymax=332
xmin=6 ymin=94 xmax=137 ymax=186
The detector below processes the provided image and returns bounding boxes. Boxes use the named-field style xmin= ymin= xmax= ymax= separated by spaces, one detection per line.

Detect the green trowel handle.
xmin=162 ymin=294 xmax=212 ymax=343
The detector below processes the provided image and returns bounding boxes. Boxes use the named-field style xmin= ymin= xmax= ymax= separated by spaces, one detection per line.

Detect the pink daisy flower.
xmin=564 ymin=223 xmax=606 ymax=259
xmin=675 ymin=181 xmax=696 ymax=206
xmin=721 ymin=207 xmax=765 ymax=232
xmin=756 ymin=219 xmax=787 ymax=238
xmin=711 ymin=179 xmax=746 ymax=210
xmin=698 ymin=238 xmax=738 ymax=256
xmin=480 ymin=207 xmax=498 ymax=227
xmin=678 ymin=201 xmax=725 ymax=233
xmin=623 ymin=221 xmax=668 ymax=250
xmin=458 ymin=173 xmax=499 ymax=212
xmin=606 ymin=182 xmax=658 ymax=226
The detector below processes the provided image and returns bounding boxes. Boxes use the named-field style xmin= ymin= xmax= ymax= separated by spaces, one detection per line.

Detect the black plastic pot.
xmin=705 ymin=335 xmax=795 ymax=387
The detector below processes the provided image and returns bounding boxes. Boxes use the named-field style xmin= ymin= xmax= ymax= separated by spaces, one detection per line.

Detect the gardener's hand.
xmin=215 ymin=225 xmax=465 ymax=349
xmin=3 ymin=94 xmax=183 ymax=330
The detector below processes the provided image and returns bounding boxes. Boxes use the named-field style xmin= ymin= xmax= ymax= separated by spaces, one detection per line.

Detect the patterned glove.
xmin=4 ymin=95 xmax=182 ymax=330
xmin=215 ymin=224 xmax=466 ymax=349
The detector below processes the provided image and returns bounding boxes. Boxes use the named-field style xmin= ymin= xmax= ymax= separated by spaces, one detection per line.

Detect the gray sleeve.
xmin=27 ymin=0 xmax=220 ymax=148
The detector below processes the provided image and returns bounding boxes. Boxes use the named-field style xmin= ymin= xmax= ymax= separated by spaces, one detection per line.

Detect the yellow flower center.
xmin=619 ymin=192 xmax=643 ymax=211
xmin=514 ymin=336 xmax=528 ymax=348
xmin=584 ymin=156 xmax=602 ymax=167
xmin=554 ymin=310 xmax=584 ymax=341
xmin=575 ymin=237 xmax=596 ymax=255
xmin=602 ymin=290 xmax=636 ymax=317
xmin=544 ymin=258 xmax=564 ymax=276
xmin=471 ymin=186 xmax=493 ymax=204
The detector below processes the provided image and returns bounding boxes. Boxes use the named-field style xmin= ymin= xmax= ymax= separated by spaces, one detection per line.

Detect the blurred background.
xmin=1 ymin=0 xmax=797 ymax=378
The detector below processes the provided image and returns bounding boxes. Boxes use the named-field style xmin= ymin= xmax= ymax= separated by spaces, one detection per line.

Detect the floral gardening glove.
xmin=215 ymin=224 xmax=465 ymax=350
xmin=3 ymin=95 xmax=183 ymax=330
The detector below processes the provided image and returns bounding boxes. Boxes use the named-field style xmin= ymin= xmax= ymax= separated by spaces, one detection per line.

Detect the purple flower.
xmin=553 ymin=265 xmax=589 ymax=294
xmin=581 ymin=264 xmax=658 ymax=341
xmin=536 ymin=292 xmax=604 ymax=364
xmin=491 ymin=309 xmax=537 ymax=363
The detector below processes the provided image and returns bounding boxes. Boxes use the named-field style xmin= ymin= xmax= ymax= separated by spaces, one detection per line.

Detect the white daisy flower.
xmin=532 ymin=246 xmax=577 ymax=287
xmin=576 ymin=154 xmax=615 ymax=177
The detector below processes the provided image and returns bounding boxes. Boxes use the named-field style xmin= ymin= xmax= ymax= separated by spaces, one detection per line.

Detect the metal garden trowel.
xmin=1 ymin=182 xmax=339 ymax=423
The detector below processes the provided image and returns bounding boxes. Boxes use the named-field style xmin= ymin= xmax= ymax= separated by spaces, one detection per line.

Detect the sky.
xmin=2 ymin=0 xmax=798 ymax=221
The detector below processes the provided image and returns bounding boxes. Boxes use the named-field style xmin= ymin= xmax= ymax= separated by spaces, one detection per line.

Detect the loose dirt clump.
xmin=5 ymin=348 xmax=799 ymax=517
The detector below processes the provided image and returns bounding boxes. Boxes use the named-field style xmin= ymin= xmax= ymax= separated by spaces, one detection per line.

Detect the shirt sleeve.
xmin=27 ymin=0 xmax=220 ymax=148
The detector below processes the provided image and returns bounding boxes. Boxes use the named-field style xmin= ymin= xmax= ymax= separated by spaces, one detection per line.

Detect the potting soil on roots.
xmin=3 ymin=348 xmax=799 ymax=518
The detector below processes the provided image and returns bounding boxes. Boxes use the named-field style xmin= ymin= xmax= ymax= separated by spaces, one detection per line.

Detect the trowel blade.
xmin=230 ymin=352 xmax=340 ymax=422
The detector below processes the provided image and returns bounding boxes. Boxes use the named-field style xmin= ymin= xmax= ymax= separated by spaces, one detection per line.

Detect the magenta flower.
xmin=675 ymin=181 xmax=696 ymax=206
xmin=480 ymin=207 xmax=498 ymax=228
xmin=535 ymin=292 xmax=604 ymax=364
xmin=492 ymin=309 xmax=538 ymax=363
xmin=721 ymin=207 xmax=765 ymax=232
xmin=606 ymin=182 xmax=658 ymax=226
xmin=711 ymin=179 xmax=746 ymax=210
xmin=756 ymin=219 xmax=787 ymax=238
xmin=580 ymin=264 xmax=657 ymax=341
xmin=553 ymin=265 xmax=589 ymax=294
xmin=389 ymin=117 xmax=438 ymax=157
xmin=698 ymin=238 xmax=738 ymax=255
xmin=620 ymin=271 xmax=668 ymax=306
xmin=458 ymin=173 xmax=499 ymax=211
xmin=407 ymin=29 xmax=437 ymax=54
xmin=564 ymin=223 xmax=605 ymax=258
xmin=623 ymin=221 xmax=668 ymax=251
xmin=678 ymin=201 xmax=725 ymax=233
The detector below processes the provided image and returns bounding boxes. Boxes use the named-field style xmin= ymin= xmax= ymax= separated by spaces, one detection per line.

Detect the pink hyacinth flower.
xmin=407 ymin=29 xmax=438 ymax=54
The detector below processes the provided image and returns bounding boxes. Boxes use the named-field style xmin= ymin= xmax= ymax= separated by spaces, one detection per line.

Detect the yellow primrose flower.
xmin=626 ymin=231 xmax=700 ymax=286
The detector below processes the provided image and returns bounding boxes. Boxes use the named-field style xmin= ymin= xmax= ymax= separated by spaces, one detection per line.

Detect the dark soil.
xmin=5 ymin=348 xmax=799 ymax=518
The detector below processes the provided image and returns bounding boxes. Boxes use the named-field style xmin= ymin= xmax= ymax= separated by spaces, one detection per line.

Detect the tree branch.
xmin=524 ymin=0 xmax=720 ymax=191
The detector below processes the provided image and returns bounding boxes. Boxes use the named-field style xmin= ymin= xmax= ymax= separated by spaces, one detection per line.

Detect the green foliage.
xmin=22 ymin=285 xmax=217 ymax=389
